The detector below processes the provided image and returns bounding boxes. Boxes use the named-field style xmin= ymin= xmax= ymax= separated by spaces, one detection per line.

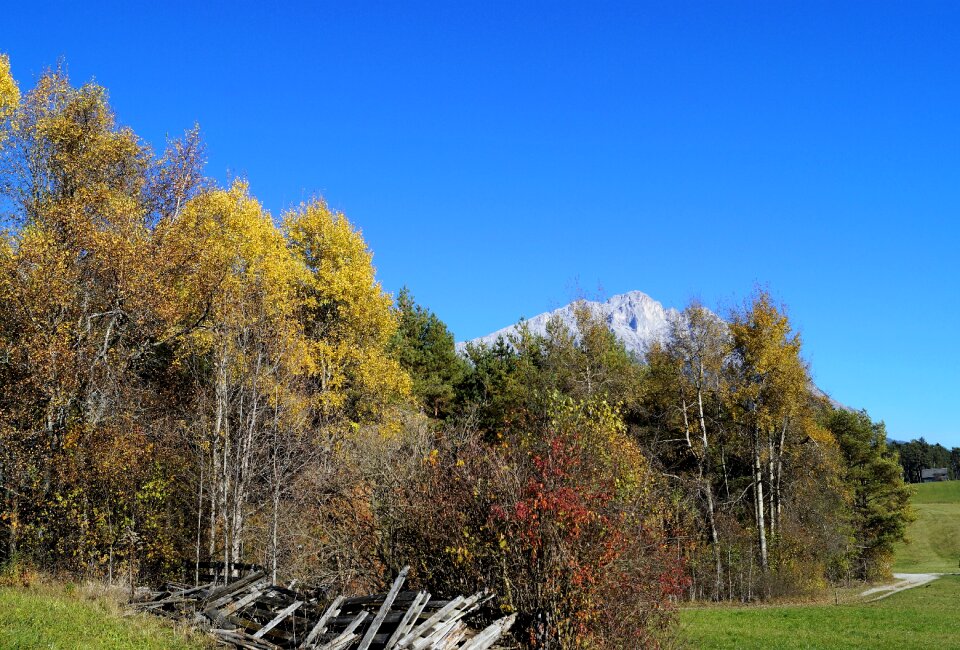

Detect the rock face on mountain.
xmin=460 ymin=290 xmax=679 ymax=356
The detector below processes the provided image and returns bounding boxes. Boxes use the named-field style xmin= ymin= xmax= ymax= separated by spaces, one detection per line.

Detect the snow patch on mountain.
xmin=458 ymin=290 xmax=680 ymax=357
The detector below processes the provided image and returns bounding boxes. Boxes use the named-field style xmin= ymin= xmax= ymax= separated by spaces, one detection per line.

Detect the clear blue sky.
xmin=4 ymin=1 xmax=958 ymax=446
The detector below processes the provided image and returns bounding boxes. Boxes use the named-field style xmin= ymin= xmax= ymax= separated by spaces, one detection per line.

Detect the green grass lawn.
xmin=893 ymin=480 xmax=960 ymax=573
xmin=680 ymin=575 xmax=960 ymax=649
xmin=0 ymin=582 xmax=211 ymax=650
xmin=682 ymin=480 xmax=960 ymax=648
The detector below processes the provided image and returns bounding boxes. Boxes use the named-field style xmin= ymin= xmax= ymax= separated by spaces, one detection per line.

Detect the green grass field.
xmin=0 ymin=582 xmax=210 ymax=650
xmin=893 ymin=480 xmax=960 ymax=573
xmin=682 ymin=480 xmax=960 ymax=649
xmin=680 ymin=575 xmax=960 ymax=649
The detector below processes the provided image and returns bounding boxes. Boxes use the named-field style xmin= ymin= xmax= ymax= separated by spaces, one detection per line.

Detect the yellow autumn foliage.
xmin=0 ymin=54 xmax=18 ymax=142
xmin=160 ymin=181 xmax=306 ymax=360
xmin=286 ymin=199 xmax=411 ymax=426
xmin=0 ymin=57 xmax=414 ymax=578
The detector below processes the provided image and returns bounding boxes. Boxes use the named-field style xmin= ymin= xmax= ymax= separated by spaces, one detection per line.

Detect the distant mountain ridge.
xmin=458 ymin=290 xmax=680 ymax=357
xmin=459 ymin=290 xmax=847 ymax=410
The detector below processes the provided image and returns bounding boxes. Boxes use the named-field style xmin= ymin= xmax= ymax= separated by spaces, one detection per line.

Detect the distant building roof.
xmin=921 ymin=468 xmax=949 ymax=479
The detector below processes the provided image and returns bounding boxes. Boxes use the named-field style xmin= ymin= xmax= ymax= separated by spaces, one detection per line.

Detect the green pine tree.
xmin=828 ymin=409 xmax=914 ymax=580
xmin=389 ymin=288 xmax=467 ymax=418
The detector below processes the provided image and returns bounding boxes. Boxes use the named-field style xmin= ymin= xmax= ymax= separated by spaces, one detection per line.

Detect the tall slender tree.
xmin=728 ymin=292 xmax=808 ymax=573
xmin=662 ymin=302 xmax=729 ymax=598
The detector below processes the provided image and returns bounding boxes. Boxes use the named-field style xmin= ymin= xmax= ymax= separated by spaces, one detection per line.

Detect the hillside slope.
xmin=892 ymin=480 xmax=960 ymax=573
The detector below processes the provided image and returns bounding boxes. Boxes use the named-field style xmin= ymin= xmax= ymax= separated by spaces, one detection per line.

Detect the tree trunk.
xmin=222 ymin=434 xmax=230 ymax=578
xmin=775 ymin=417 xmax=788 ymax=527
xmin=704 ymin=481 xmax=722 ymax=599
xmin=208 ymin=440 xmax=219 ymax=560
xmin=696 ymin=387 xmax=722 ymax=599
xmin=768 ymin=430 xmax=776 ymax=538
xmin=270 ymin=477 xmax=280 ymax=584
xmin=6 ymin=490 xmax=18 ymax=559
xmin=753 ymin=426 xmax=768 ymax=573
xmin=195 ymin=463 xmax=203 ymax=585
xmin=720 ymin=444 xmax=730 ymax=500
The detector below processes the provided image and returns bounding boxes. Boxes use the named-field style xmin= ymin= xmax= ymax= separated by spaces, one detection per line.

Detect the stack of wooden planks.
xmin=133 ymin=565 xmax=515 ymax=650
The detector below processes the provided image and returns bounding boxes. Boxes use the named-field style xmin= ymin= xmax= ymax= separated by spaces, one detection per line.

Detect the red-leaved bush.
xmin=391 ymin=396 xmax=687 ymax=648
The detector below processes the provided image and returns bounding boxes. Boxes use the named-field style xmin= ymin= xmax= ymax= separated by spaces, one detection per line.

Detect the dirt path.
xmin=860 ymin=572 xmax=941 ymax=601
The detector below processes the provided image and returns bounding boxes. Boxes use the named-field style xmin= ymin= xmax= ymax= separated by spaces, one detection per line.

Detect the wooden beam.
xmin=383 ymin=591 xmax=429 ymax=649
xmin=302 ymin=595 xmax=344 ymax=647
xmin=394 ymin=595 xmax=465 ymax=647
xmin=253 ymin=600 xmax=303 ymax=639
xmin=460 ymin=614 xmax=517 ymax=650
xmin=318 ymin=611 xmax=368 ymax=650
xmin=357 ymin=566 xmax=409 ymax=650
xmin=203 ymin=570 xmax=267 ymax=606
xmin=221 ymin=589 xmax=263 ymax=617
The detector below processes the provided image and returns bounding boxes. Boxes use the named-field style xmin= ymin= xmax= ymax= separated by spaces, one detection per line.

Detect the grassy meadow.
xmin=893 ymin=480 xmax=960 ymax=573
xmin=681 ymin=479 xmax=960 ymax=649
xmin=0 ymin=580 xmax=210 ymax=650
xmin=680 ymin=575 xmax=960 ymax=649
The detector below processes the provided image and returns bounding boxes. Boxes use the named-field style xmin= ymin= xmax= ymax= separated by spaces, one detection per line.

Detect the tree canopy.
xmin=0 ymin=56 xmax=921 ymax=649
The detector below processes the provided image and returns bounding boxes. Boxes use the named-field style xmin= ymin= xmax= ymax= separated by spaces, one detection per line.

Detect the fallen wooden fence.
xmin=191 ymin=560 xmax=265 ymax=585
xmin=133 ymin=565 xmax=515 ymax=650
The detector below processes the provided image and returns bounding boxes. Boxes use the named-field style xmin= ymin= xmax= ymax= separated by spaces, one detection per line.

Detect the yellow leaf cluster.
xmin=286 ymin=200 xmax=411 ymax=425
xmin=0 ymin=54 xmax=18 ymax=141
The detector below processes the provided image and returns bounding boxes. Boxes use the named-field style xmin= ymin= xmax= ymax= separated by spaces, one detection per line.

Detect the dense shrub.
xmin=391 ymin=396 xmax=685 ymax=648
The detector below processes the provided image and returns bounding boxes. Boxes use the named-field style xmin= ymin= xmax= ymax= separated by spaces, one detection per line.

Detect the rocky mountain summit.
xmin=459 ymin=290 xmax=680 ymax=356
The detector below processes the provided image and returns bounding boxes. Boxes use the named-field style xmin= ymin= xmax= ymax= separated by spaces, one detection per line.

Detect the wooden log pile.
xmin=132 ymin=565 xmax=516 ymax=650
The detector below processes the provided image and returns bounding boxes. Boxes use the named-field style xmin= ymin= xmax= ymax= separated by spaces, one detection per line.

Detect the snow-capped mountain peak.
xmin=459 ymin=290 xmax=680 ymax=356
